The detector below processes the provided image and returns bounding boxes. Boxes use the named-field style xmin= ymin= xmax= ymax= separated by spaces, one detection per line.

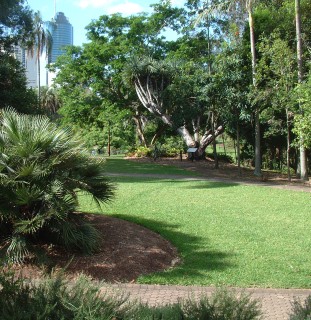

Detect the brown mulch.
xmin=11 ymin=214 xmax=179 ymax=283
xmin=9 ymin=157 xmax=310 ymax=283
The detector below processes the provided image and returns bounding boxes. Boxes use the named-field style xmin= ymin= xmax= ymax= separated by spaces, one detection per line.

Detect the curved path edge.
xmin=107 ymin=172 xmax=310 ymax=192
xmin=101 ymin=283 xmax=311 ymax=320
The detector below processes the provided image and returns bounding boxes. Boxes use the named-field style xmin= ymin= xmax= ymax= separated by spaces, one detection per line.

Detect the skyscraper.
xmin=15 ymin=12 xmax=73 ymax=88
xmin=47 ymin=12 xmax=73 ymax=64
xmin=13 ymin=45 xmax=37 ymax=88
xmin=43 ymin=12 xmax=73 ymax=86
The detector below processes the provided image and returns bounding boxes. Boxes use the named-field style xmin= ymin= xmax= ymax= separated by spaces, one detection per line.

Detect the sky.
xmin=26 ymin=0 xmax=185 ymax=46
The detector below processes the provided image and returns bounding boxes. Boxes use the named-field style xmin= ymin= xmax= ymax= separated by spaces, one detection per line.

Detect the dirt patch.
xmin=10 ymin=214 xmax=179 ymax=283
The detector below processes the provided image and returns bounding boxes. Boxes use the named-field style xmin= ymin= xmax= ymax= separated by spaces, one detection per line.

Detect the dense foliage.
xmin=0 ymin=0 xmax=41 ymax=114
xmin=0 ymin=53 xmax=37 ymax=113
xmin=52 ymin=0 xmax=310 ymax=177
xmin=0 ymin=109 xmax=114 ymax=263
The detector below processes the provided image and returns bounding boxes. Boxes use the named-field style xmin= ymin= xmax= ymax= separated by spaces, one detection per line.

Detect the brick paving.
xmin=101 ymin=283 xmax=311 ymax=320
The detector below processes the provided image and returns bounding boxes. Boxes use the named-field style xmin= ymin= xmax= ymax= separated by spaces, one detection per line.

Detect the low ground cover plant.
xmin=0 ymin=272 xmax=263 ymax=319
xmin=0 ymin=109 xmax=114 ymax=263
xmin=289 ymin=296 xmax=311 ymax=320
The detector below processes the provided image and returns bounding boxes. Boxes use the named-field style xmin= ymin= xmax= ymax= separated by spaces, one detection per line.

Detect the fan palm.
xmin=0 ymin=109 xmax=114 ymax=263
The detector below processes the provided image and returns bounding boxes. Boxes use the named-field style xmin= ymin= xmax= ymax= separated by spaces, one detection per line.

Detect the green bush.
xmin=132 ymin=146 xmax=152 ymax=157
xmin=0 ymin=273 xmax=262 ymax=320
xmin=160 ymin=137 xmax=185 ymax=158
xmin=0 ymin=109 xmax=115 ymax=263
xmin=289 ymin=295 xmax=311 ymax=320
xmin=182 ymin=289 xmax=262 ymax=320
xmin=125 ymin=288 xmax=262 ymax=320
xmin=206 ymin=153 xmax=234 ymax=163
xmin=0 ymin=272 xmax=131 ymax=320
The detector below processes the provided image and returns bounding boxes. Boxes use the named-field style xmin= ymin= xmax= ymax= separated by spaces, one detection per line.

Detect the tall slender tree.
xmin=198 ymin=0 xmax=261 ymax=175
xmin=27 ymin=11 xmax=52 ymax=108
xmin=295 ymin=0 xmax=308 ymax=180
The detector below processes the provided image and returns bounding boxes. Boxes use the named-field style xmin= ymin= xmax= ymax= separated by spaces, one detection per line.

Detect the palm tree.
xmin=0 ymin=109 xmax=114 ymax=263
xmin=27 ymin=11 xmax=52 ymax=108
xmin=40 ymin=86 xmax=61 ymax=117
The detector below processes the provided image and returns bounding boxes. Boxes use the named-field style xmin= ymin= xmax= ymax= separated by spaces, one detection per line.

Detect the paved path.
xmin=107 ymin=172 xmax=311 ymax=192
xmin=102 ymin=283 xmax=311 ymax=320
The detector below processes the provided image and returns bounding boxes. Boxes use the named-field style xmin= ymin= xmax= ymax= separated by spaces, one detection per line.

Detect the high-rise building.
xmin=13 ymin=46 xmax=37 ymax=88
xmin=46 ymin=12 xmax=73 ymax=64
xmin=15 ymin=12 xmax=73 ymax=88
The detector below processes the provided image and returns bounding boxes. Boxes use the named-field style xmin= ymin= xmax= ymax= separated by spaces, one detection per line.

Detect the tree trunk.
xmin=236 ymin=121 xmax=242 ymax=177
xmin=249 ymin=9 xmax=261 ymax=176
xmin=222 ymin=134 xmax=227 ymax=155
xmin=192 ymin=117 xmax=200 ymax=144
xmin=211 ymin=112 xmax=219 ymax=169
xmin=197 ymin=125 xmax=224 ymax=157
xmin=286 ymin=108 xmax=291 ymax=182
xmin=150 ymin=125 xmax=166 ymax=146
xmin=295 ymin=0 xmax=308 ymax=181
xmin=37 ymin=56 xmax=41 ymax=109
xmin=175 ymin=125 xmax=195 ymax=147
xmin=133 ymin=115 xmax=147 ymax=147
xmin=253 ymin=109 xmax=261 ymax=176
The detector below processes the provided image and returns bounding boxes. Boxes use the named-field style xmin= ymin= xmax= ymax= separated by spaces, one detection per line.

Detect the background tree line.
xmin=1 ymin=0 xmax=310 ymax=179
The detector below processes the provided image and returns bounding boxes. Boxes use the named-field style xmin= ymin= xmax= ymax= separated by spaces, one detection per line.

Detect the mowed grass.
xmin=80 ymin=159 xmax=311 ymax=288
xmin=102 ymin=157 xmax=198 ymax=176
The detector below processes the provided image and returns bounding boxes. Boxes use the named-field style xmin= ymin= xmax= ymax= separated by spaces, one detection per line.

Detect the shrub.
xmin=133 ymin=146 xmax=152 ymax=157
xmin=125 ymin=304 xmax=184 ymax=320
xmin=160 ymin=137 xmax=185 ymax=158
xmin=206 ymin=153 xmax=234 ymax=163
xmin=182 ymin=288 xmax=262 ymax=320
xmin=125 ymin=288 xmax=262 ymax=320
xmin=0 ymin=109 xmax=114 ymax=263
xmin=0 ymin=272 xmax=262 ymax=320
xmin=0 ymin=271 xmax=131 ymax=320
xmin=289 ymin=295 xmax=311 ymax=320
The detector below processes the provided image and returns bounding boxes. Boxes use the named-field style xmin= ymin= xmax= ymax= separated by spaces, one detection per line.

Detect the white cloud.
xmin=77 ymin=0 xmax=114 ymax=9
xmin=107 ymin=2 xmax=144 ymax=15
xmin=76 ymin=0 xmax=144 ymax=15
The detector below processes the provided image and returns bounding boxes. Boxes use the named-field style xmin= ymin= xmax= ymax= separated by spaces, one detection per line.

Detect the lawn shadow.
xmin=109 ymin=175 xmax=239 ymax=189
xmin=109 ymin=213 xmax=237 ymax=279
xmin=181 ymin=180 xmax=239 ymax=189
xmin=105 ymin=158 xmax=196 ymax=176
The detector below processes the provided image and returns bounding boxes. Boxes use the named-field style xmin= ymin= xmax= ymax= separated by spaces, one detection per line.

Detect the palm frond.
xmin=14 ymin=214 xmax=46 ymax=235
xmin=6 ymin=235 xmax=31 ymax=264
xmin=49 ymin=216 xmax=100 ymax=254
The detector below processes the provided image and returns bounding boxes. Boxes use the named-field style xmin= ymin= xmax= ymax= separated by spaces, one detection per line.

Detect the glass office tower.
xmin=47 ymin=12 xmax=73 ymax=63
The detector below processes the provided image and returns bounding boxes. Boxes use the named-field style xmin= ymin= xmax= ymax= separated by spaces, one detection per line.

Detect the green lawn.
xmin=79 ymin=159 xmax=311 ymax=288
xmin=102 ymin=157 xmax=198 ymax=176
